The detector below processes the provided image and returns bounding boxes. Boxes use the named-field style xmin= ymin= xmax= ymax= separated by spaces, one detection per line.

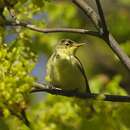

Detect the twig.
xmin=108 ymin=34 xmax=130 ymax=71
xmin=72 ymin=0 xmax=130 ymax=71
xmin=4 ymin=0 xmax=17 ymax=21
xmin=5 ymin=21 xmax=100 ymax=37
xmin=9 ymin=108 xmax=31 ymax=129
xmin=95 ymin=0 xmax=108 ymax=35
xmin=21 ymin=110 xmax=31 ymax=128
xmin=72 ymin=0 xmax=101 ymax=30
xmin=31 ymin=82 xmax=130 ymax=102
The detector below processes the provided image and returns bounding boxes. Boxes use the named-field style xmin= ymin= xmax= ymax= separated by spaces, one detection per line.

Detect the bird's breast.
xmin=47 ymin=54 xmax=86 ymax=92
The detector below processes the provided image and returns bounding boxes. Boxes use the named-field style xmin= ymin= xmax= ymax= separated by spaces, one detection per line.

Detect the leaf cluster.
xmin=0 ymin=41 xmax=36 ymax=117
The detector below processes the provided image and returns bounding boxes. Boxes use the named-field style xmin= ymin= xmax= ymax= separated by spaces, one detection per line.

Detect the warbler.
xmin=45 ymin=39 xmax=91 ymax=94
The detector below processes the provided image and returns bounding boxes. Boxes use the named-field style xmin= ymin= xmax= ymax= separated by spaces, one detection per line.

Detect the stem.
xmin=95 ymin=0 xmax=108 ymax=34
xmin=5 ymin=21 xmax=100 ymax=37
xmin=72 ymin=0 xmax=101 ymax=30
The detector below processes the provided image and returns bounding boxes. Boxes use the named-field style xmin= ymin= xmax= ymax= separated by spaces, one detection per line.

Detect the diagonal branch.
xmin=72 ymin=0 xmax=101 ymax=30
xmin=31 ymin=82 xmax=130 ymax=102
xmin=72 ymin=0 xmax=130 ymax=72
xmin=95 ymin=0 xmax=108 ymax=34
xmin=5 ymin=21 xmax=100 ymax=37
xmin=4 ymin=0 xmax=18 ymax=23
xmin=108 ymin=34 xmax=130 ymax=71
xmin=7 ymin=107 xmax=31 ymax=128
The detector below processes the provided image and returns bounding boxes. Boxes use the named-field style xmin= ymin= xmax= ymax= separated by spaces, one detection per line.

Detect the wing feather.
xmin=71 ymin=55 xmax=91 ymax=93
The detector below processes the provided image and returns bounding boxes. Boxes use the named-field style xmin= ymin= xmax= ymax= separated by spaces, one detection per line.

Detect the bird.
xmin=45 ymin=39 xmax=91 ymax=94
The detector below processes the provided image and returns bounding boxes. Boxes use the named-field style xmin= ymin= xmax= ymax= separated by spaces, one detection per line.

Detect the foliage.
xmin=28 ymin=93 xmax=130 ymax=130
xmin=0 ymin=39 xmax=36 ymax=128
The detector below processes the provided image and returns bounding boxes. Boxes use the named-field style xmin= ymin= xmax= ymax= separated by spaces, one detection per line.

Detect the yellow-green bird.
xmin=45 ymin=39 xmax=91 ymax=94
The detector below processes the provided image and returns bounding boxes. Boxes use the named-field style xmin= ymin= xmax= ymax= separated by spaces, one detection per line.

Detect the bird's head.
xmin=56 ymin=39 xmax=86 ymax=55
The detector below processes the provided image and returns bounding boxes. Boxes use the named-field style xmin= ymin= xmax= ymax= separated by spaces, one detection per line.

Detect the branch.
xmin=94 ymin=0 xmax=130 ymax=71
xmin=72 ymin=0 xmax=101 ymax=30
xmin=95 ymin=0 xmax=108 ymax=34
xmin=31 ymin=82 xmax=130 ymax=102
xmin=21 ymin=110 xmax=31 ymax=128
xmin=9 ymin=108 xmax=31 ymax=129
xmin=108 ymin=34 xmax=130 ymax=71
xmin=5 ymin=21 xmax=100 ymax=37
xmin=4 ymin=0 xmax=18 ymax=22
xmin=72 ymin=0 xmax=130 ymax=71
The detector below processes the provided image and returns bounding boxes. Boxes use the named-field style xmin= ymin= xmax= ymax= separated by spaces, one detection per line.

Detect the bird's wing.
xmin=71 ymin=55 xmax=91 ymax=93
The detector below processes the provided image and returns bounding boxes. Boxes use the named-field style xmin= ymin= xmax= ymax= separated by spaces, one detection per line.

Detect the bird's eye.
xmin=65 ymin=42 xmax=70 ymax=46
xmin=65 ymin=40 xmax=74 ymax=46
xmin=68 ymin=40 xmax=73 ymax=44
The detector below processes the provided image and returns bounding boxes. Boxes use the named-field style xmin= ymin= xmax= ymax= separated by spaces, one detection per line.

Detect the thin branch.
xmin=95 ymin=0 xmax=108 ymax=34
xmin=4 ymin=4 xmax=100 ymax=37
xmin=108 ymin=34 xmax=130 ymax=71
xmin=21 ymin=110 xmax=31 ymax=128
xmin=72 ymin=0 xmax=101 ymax=30
xmin=5 ymin=21 xmax=100 ymax=37
xmin=9 ymin=108 xmax=31 ymax=129
xmin=3 ymin=101 xmax=30 ymax=128
xmin=72 ymin=0 xmax=130 ymax=71
xmin=4 ymin=0 xmax=17 ymax=22
xmin=31 ymin=82 xmax=130 ymax=102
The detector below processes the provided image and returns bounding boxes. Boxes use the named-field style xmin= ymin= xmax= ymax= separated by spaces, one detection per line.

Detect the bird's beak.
xmin=75 ymin=43 xmax=86 ymax=47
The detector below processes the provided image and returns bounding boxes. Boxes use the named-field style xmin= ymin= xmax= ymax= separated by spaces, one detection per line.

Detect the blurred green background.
xmin=0 ymin=0 xmax=130 ymax=129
